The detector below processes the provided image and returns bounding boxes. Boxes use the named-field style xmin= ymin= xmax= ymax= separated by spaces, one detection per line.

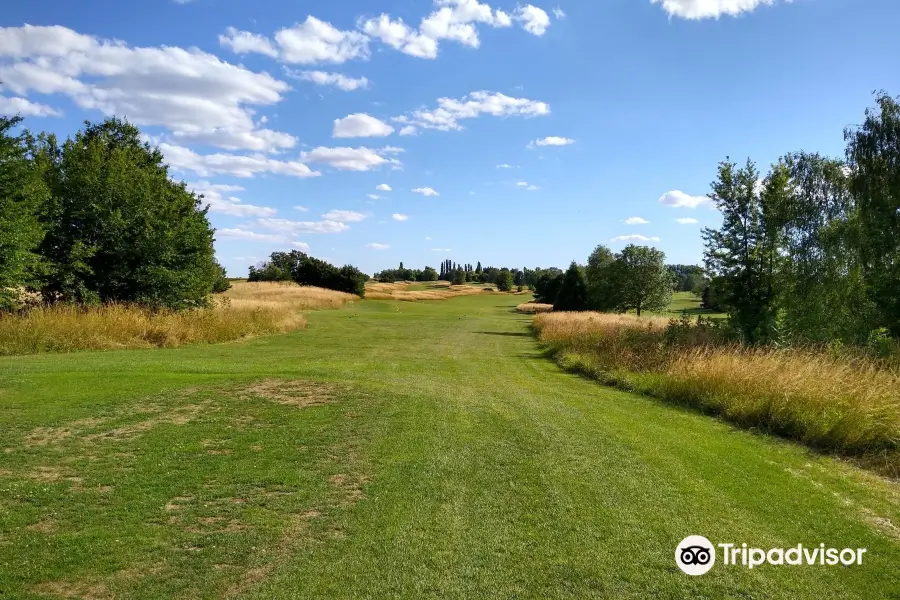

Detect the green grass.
xmin=1 ymin=294 xmax=898 ymax=598
xmin=662 ymin=291 xmax=726 ymax=319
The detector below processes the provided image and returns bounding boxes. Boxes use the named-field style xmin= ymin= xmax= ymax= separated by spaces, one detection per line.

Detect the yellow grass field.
xmin=533 ymin=311 xmax=900 ymax=475
xmin=516 ymin=303 xmax=554 ymax=314
xmin=0 ymin=282 xmax=356 ymax=356
xmin=366 ymin=281 xmax=495 ymax=301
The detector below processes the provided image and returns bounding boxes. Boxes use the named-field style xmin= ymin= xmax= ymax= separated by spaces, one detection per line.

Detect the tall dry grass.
xmin=533 ymin=312 xmax=900 ymax=475
xmin=516 ymin=303 xmax=554 ymax=314
xmin=0 ymin=282 xmax=355 ymax=356
xmin=366 ymin=281 xmax=493 ymax=301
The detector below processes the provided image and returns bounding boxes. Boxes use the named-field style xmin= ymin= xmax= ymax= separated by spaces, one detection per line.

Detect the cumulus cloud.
xmin=0 ymin=24 xmax=295 ymax=152
xmin=530 ymin=136 xmax=574 ymax=147
xmin=658 ymin=190 xmax=712 ymax=209
xmin=515 ymin=5 xmax=552 ymax=35
xmin=394 ymin=90 xmax=549 ymax=132
xmin=376 ymin=183 xmax=392 ymax=191
xmin=516 ymin=181 xmax=539 ymax=191
xmin=286 ymin=69 xmax=369 ymax=91
xmin=294 ymin=205 xmax=309 ymax=212
xmin=321 ymin=209 xmax=367 ymax=222
xmin=611 ymin=234 xmax=661 ymax=243
xmin=220 ymin=17 xmax=370 ymax=64
xmin=367 ymin=242 xmax=390 ymax=250
xmin=412 ymin=187 xmax=440 ymax=196
xmin=292 ymin=241 xmax=311 ymax=251
xmin=650 ymin=0 xmax=781 ymax=20
xmin=159 ymin=143 xmax=320 ymax=178
xmin=0 ymin=95 xmax=61 ymax=116
xmin=189 ymin=181 xmax=276 ymax=217
xmin=398 ymin=125 xmax=417 ymax=136
xmin=217 ymin=228 xmax=282 ymax=241
xmin=255 ymin=217 xmax=350 ymax=234
xmin=368 ymin=194 xmax=381 ymax=200
xmin=553 ymin=7 xmax=567 ymax=19
xmin=676 ymin=217 xmax=699 ymax=224
xmin=333 ymin=113 xmax=394 ymax=138
xmin=392 ymin=213 xmax=409 ymax=221
xmin=301 ymin=146 xmax=401 ymax=171
xmin=625 ymin=216 xmax=649 ymax=225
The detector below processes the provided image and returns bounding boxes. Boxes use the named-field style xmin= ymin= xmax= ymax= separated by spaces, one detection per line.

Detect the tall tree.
xmin=495 ymin=268 xmax=514 ymax=292
xmin=845 ymin=93 xmax=900 ymax=336
xmin=0 ymin=116 xmax=48 ymax=310
xmin=612 ymin=245 xmax=672 ymax=317
xmin=554 ymin=262 xmax=588 ymax=311
xmin=584 ymin=244 xmax=619 ymax=311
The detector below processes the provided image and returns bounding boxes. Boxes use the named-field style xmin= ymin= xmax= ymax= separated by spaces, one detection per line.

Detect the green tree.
xmin=702 ymin=159 xmax=778 ymax=341
xmin=554 ymin=262 xmax=588 ymax=311
xmin=612 ymin=245 xmax=672 ymax=317
xmin=37 ymin=118 xmax=218 ymax=309
xmin=495 ymin=269 xmax=514 ymax=292
xmin=452 ymin=266 xmax=466 ymax=285
xmin=0 ymin=116 xmax=48 ymax=310
xmin=419 ymin=266 xmax=438 ymax=281
xmin=584 ymin=244 xmax=619 ymax=311
xmin=211 ymin=261 xmax=232 ymax=294
xmin=845 ymin=93 xmax=900 ymax=336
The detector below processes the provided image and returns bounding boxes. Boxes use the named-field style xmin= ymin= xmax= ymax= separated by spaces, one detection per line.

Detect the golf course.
xmin=2 ymin=291 xmax=899 ymax=599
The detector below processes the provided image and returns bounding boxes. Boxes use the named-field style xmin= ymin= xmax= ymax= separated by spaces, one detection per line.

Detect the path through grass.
xmin=1 ymin=294 xmax=898 ymax=598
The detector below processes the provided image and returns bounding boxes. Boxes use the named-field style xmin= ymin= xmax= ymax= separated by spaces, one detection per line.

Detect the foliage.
xmin=211 ymin=262 xmax=232 ymax=294
xmin=452 ymin=266 xmax=466 ymax=285
xmin=534 ymin=272 xmax=562 ymax=304
xmin=584 ymin=245 xmax=619 ymax=311
xmin=553 ymin=262 xmax=589 ymax=311
xmin=420 ymin=266 xmax=439 ymax=281
xmin=495 ymin=268 xmax=514 ymax=292
xmin=248 ymin=251 xmax=301 ymax=282
xmin=610 ymin=245 xmax=672 ymax=317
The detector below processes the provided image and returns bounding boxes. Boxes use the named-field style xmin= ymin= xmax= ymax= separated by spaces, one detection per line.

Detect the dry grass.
xmin=0 ymin=282 xmax=355 ymax=356
xmin=533 ymin=311 xmax=900 ymax=474
xmin=365 ymin=281 xmax=494 ymax=301
xmin=516 ymin=303 xmax=554 ymax=314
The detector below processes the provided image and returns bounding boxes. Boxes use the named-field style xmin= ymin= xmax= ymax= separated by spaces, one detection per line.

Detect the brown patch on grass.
xmin=26 ymin=518 xmax=58 ymax=534
xmin=239 ymin=379 xmax=334 ymax=408
xmin=25 ymin=418 xmax=108 ymax=447
xmin=85 ymin=402 xmax=209 ymax=442
xmin=32 ymin=581 xmax=112 ymax=600
xmin=165 ymin=496 xmax=194 ymax=511
xmin=328 ymin=472 xmax=369 ymax=505
xmin=207 ymin=449 xmax=233 ymax=456
xmin=25 ymin=466 xmax=67 ymax=482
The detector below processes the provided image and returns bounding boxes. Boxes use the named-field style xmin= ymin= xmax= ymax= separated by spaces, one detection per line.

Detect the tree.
xmin=37 ymin=118 xmax=218 ymax=309
xmin=0 ymin=116 xmax=48 ymax=310
xmin=211 ymin=262 xmax=231 ymax=293
xmin=419 ymin=266 xmax=438 ymax=281
xmin=554 ymin=262 xmax=588 ymax=311
xmin=702 ymin=159 xmax=778 ymax=342
xmin=248 ymin=250 xmax=303 ymax=282
xmin=584 ymin=245 xmax=619 ymax=311
xmin=845 ymin=93 xmax=900 ymax=336
xmin=612 ymin=245 xmax=672 ymax=317
xmin=534 ymin=273 xmax=562 ymax=304
xmin=495 ymin=268 xmax=514 ymax=292
xmin=452 ymin=266 xmax=466 ymax=285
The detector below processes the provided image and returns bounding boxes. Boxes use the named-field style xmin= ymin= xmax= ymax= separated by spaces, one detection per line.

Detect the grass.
xmin=533 ymin=311 xmax=900 ymax=475
xmin=516 ymin=302 xmax=554 ymax=314
xmin=659 ymin=291 xmax=726 ymax=319
xmin=1 ymin=294 xmax=899 ymax=598
xmin=0 ymin=282 xmax=354 ymax=356
xmin=365 ymin=281 xmax=497 ymax=301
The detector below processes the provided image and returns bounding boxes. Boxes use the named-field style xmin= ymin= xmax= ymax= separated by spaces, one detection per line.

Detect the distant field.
xmin=1 ymin=293 xmax=898 ymax=598
xmin=662 ymin=291 xmax=726 ymax=319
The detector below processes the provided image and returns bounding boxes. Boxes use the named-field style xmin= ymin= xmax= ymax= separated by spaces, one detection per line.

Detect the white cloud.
xmin=625 ymin=216 xmax=649 ymax=225
xmin=611 ymin=234 xmax=661 ymax=243
xmin=286 ymin=69 xmax=369 ymax=91
xmin=530 ymin=136 xmax=574 ymax=147
xmin=321 ymin=209 xmax=367 ymax=222
xmin=392 ymin=213 xmax=409 ymax=221
xmin=255 ymin=217 xmax=350 ymax=234
xmin=159 ymin=143 xmax=320 ymax=178
xmin=376 ymin=183 xmax=392 ymax=191
xmin=659 ymin=190 xmax=712 ymax=209
xmin=676 ymin=217 xmax=699 ymax=224
xmin=650 ymin=0 xmax=781 ymax=20
xmin=221 ymin=17 xmax=369 ymax=65
xmin=398 ymin=125 xmax=417 ymax=136
xmin=0 ymin=95 xmax=60 ymax=116
xmin=553 ymin=7 xmax=567 ymax=19
xmin=516 ymin=181 xmax=539 ymax=191
xmin=0 ymin=25 xmax=294 ymax=152
xmin=496 ymin=163 xmax=518 ymax=169
xmin=394 ymin=90 xmax=549 ymax=132
xmin=218 ymin=27 xmax=278 ymax=57
xmin=294 ymin=205 xmax=309 ymax=212
xmin=292 ymin=241 xmax=311 ymax=251
xmin=333 ymin=113 xmax=394 ymax=138
xmin=431 ymin=248 xmax=452 ymax=252
xmin=301 ymin=146 xmax=401 ymax=171
xmin=367 ymin=242 xmax=390 ymax=250
xmin=412 ymin=187 xmax=439 ymax=197
xmin=515 ymin=5 xmax=552 ymax=35
xmin=361 ymin=15 xmax=439 ymax=59
xmin=368 ymin=194 xmax=381 ymax=200
xmin=217 ymin=228 xmax=282 ymax=241
xmin=189 ymin=181 xmax=276 ymax=217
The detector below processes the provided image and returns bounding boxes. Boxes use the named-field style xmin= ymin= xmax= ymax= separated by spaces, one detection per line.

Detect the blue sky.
xmin=2 ymin=0 xmax=898 ymax=276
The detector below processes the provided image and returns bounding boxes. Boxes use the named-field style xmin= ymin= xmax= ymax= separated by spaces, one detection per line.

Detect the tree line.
xmin=702 ymin=92 xmax=900 ymax=346
xmin=249 ymin=250 xmax=369 ymax=297
xmin=0 ymin=116 xmax=229 ymax=311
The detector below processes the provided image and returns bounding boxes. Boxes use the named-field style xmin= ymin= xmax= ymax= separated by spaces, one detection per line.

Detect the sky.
xmin=2 ymin=0 xmax=899 ymax=277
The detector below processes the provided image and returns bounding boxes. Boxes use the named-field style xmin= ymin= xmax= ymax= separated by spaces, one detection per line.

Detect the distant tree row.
xmin=702 ymin=92 xmax=900 ymax=345
xmin=374 ymin=262 xmax=438 ymax=283
xmin=1 ymin=116 xmax=228 ymax=311
xmin=249 ymin=250 xmax=369 ymax=296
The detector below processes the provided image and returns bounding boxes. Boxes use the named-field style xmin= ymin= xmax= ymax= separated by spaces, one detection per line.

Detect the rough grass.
xmin=533 ymin=311 xmax=900 ymax=476
xmin=0 ymin=282 xmax=355 ymax=356
xmin=365 ymin=281 xmax=494 ymax=301
xmin=516 ymin=303 xmax=554 ymax=314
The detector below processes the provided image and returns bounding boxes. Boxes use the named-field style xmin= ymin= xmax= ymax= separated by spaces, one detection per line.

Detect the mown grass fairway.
xmin=1 ymin=294 xmax=899 ymax=599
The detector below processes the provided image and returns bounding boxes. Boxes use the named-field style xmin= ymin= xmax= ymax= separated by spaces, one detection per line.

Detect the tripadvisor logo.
xmin=675 ymin=536 xmax=867 ymax=576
